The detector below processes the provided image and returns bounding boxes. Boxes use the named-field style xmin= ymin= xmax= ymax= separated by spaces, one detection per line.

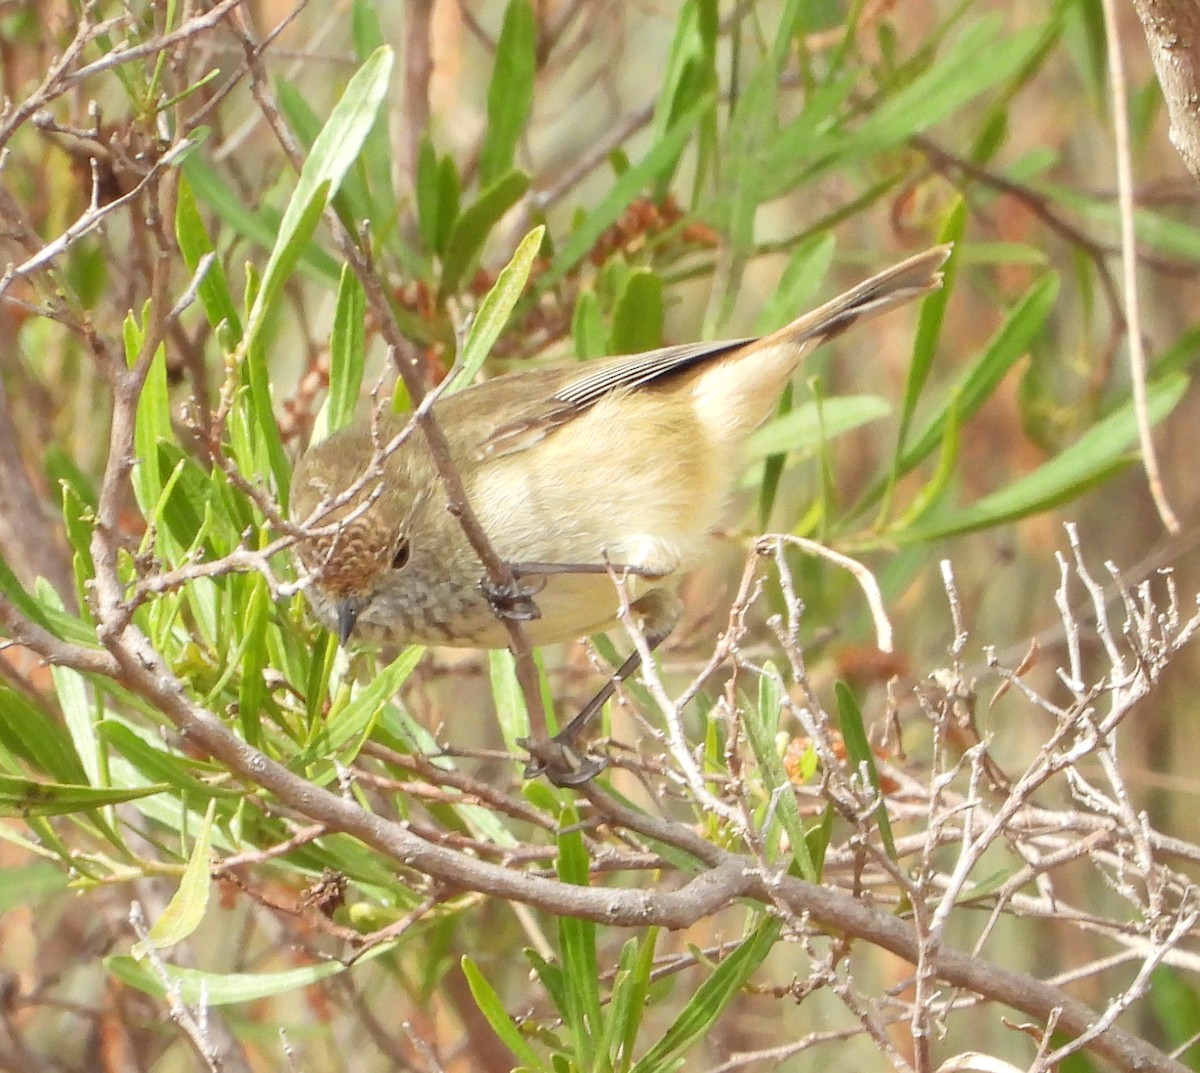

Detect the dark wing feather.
xmin=552 ymin=338 xmax=752 ymax=407
xmin=477 ymin=337 xmax=752 ymax=459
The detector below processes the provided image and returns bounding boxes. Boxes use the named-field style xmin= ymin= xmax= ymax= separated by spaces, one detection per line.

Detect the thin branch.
xmin=1099 ymin=0 xmax=1179 ymax=533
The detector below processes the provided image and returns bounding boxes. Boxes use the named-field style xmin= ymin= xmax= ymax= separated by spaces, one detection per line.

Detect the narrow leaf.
xmin=742 ymin=667 xmax=817 ymax=880
xmin=175 ymin=176 xmax=241 ymax=338
xmin=451 ymin=225 xmax=545 ymax=392
xmin=315 ymin=264 xmax=367 ymax=439
xmin=854 ymin=273 xmax=1058 ymax=517
xmin=835 ymin=682 xmax=896 ymax=860
xmin=542 ymin=93 xmax=713 ymax=289
xmin=243 ymin=46 xmax=394 ymax=348
xmin=0 ymin=775 xmax=167 ymax=818
xmin=488 ymin=649 xmax=531 ymax=751
xmin=302 ymin=646 xmax=424 ymax=763
xmin=557 ymin=807 xmax=604 ymax=1059
xmin=479 ymin=0 xmax=537 ymax=187
xmin=439 ymin=170 xmax=531 ymax=296
xmin=610 ymin=269 xmax=664 ymax=354
xmin=895 ymin=201 xmax=964 ymax=455
xmin=754 ymin=233 xmax=836 ymax=333
xmin=131 ymin=800 xmax=216 ymax=958
xmin=0 ymin=685 xmax=88 ymax=784
xmin=746 ymin=395 xmax=891 ymax=463
xmin=182 ymin=157 xmax=341 ymax=283
xmin=631 ymin=916 xmax=781 ymax=1073
xmin=108 ymin=943 xmax=396 ymax=1005
xmin=461 ymin=957 xmax=548 ymax=1070
xmin=898 ymin=373 xmax=1188 ymax=542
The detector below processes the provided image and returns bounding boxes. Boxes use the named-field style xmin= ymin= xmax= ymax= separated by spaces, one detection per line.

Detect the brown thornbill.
xmin=291 ymin=245 xmax=951 ymax=780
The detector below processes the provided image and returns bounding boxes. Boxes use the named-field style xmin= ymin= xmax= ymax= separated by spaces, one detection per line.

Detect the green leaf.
xmin=350 ymin=0 xmax=395 ymax=235
xmin=275 ymin=75 xmax=380 ymax=235
xmin=652 ymin=1 xmax=715 ymax=139
xmin=893 ymin=395 xmax=961 ymax=530
xmin=1148 ymin=966 xmax=1200 ymax=1064
xmin=182 ymin=157 xmax=340 ymax=283
xmin=301 ymin=646 xmax=424 ymax=764
xmin=241 ymin=332 xmax=294 ymax=502
xmin=99 ymin=720 xmax=238 ymax=799
xmin=908 ymin=273 xmax=1057 ymax=466
xmin=175 ymin=176 xmax=241 ymax=338
xmin=770 ymin=18 xmax=1053 ymax=196
xmin=131 ymin=800 xmax=216 ymax=958
xmin=107 ymin=941 xmax=398 ymax=1005
xmin=649 ymin=0 xmax=718 ymax=192
xmin=631 ymin=916 xmax=781 ymax=1073
xmin=0 ymin=685 xmax=89 ymax=784
xmin=131 ymin=332 xmax=171 ymax=519
xmin=525 ymin=946 xmax=567 ymax=1023
xmin=706 ymin=57 xmax=781 ymax=326
xmin=856 ymin=272 xmax=1058 ymax=516
xmin=895 ymin=202 xmax=964 ymax=458
xmin=835 ymin=682 xmax=896 ymax=860
xmin=542 ymin=92 xmax=714 ymax=289
xmin=0 ymin=775 xmax=167 ymax=818
xmin=610 ymin=269 xmax=664 ymax=354
xmin=0 ymin=862 xmax=68 ymax=912
xmin=898 ymin=372 xmax=1189 ymax=542
xmin=572 ymin=291 xmax=606 ymax=359
xmin=417 ymin=137 xmax=462 ymax=256
xmin=479 ymin=0 xmax=537 ymax=187
xmin=806 ymin=803 xmax=835 ymax=880
xmin=417 ymin=136 xmax=446 ymax=254
xmin=489 ymin=649 xmax=531 ymax=751
xmin=314 ymin=263 xmax=367 ymax=440
xmin=439 ymin=169 xmax=531 ymax=296
xmin=351 ymin=0 xmax=386 ymax=58
xmin=236 ymin=577 xmax=271 ymax=746
xmin=44 ymin=593 xmax=101 ymax=788
xmin=1041 ymin=183 xmax=1200 ymax=264
xmin=848 ymin=20 xmax=1050 ymax=156
xmin=745 ymin=395 xmax=891 ymax=463
xmin=557 ymin=807 xmax=604 ymax=1061
xmin=767 ymin=0 xmax=805 ymax=70
xmin=742 ymin=667 xmax=817 ymax=880
xmin=613 ymin=930 xmax=658 ymax=1073
xmin=759 ymin=75 xmax=857 ymax=191
xmin=433 ymin=154 xmax=462 ymax=255
xmin=462 ymin=956 xmax=548 ymax=1071
xmin=754 ymin=233 xmax=836 ymax=333
xmin=243 ymin=45 xmax=394 ymax=350
xmin=274 ymin=74 xmax=326 ymax=149
xmin=0 ymin=555 xmax=94 ymax=645
xmin=1061 ymin=0 xmax=1108 ymax=108
xmin=451 ymin=225 xmax=546 ymax=392
xmin=152 ymin=444 xmax=217 ymax=557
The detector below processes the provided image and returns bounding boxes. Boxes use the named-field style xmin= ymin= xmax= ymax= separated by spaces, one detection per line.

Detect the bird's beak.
xmin=336 ymin=598 xmax=362 ymax=646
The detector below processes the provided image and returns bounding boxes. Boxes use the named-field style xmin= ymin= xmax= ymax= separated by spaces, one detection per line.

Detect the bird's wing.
xmin=477 ymin=245 xmax=951 ymax=460
xmin=476 ymin=338 xmax=752 ymax=460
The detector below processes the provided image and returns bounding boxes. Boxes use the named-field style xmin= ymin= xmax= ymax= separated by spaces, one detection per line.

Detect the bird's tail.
xmin=690 ymin=244 xmax=952 ymax=446
xmin=763 ymin=244 xmax=951 ymax=348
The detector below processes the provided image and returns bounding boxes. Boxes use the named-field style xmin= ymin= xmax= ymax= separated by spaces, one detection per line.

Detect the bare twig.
xmin=1099 ymin=0 xmax=1180 ymax=534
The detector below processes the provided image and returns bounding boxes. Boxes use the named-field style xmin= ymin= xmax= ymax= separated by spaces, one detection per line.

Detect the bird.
xmin=290 ymin=244 xmax=950 ymax=777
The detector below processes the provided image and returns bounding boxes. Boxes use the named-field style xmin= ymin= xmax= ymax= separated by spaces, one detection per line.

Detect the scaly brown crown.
xmin=296 ymin=515 xmax=396 ymax=599
xmin=290 ymin=418 xmax=420 ymax=600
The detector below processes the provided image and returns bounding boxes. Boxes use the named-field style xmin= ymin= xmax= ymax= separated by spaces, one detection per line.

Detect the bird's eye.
xmin=391 ymin=537 xmax=411 ymax=570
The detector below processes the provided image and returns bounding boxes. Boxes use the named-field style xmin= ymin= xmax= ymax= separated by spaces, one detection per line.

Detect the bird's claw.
xmin=480 ymin=574 xmax=543 ymax=623
xmin=520 ymin=735 xmax=608 ymax=787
